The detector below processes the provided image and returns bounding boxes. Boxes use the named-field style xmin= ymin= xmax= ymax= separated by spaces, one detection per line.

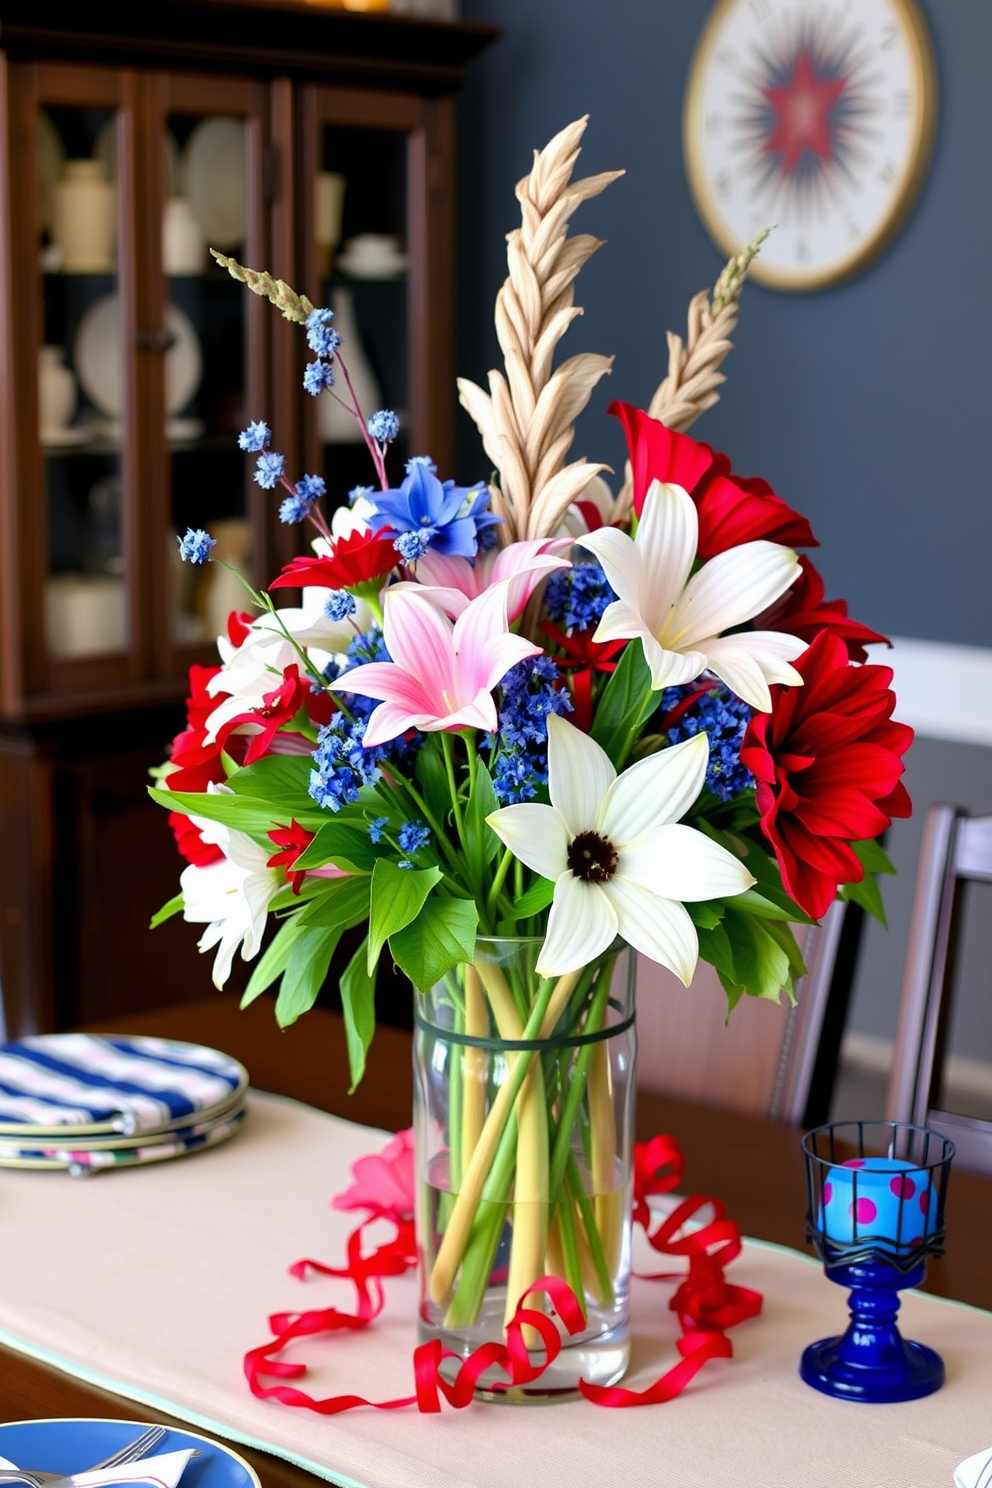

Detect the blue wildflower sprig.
xmin=486 ymin=656 xmax=572 ymax=805
xmin=367 ymin=456 xmax=502 ymax=561
xmin=659 ymin=683 xmax=755 ymax=803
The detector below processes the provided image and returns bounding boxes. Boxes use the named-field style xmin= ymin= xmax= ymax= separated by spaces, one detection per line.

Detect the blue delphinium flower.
xmin=303 ymin=360 xmax=335 ymax=396
xmin=306 ymin=308 xmax=341 ymax=359
xmin=367 ymin=816 xmax=389 ymax=843
xmin=367 ymin=458 xmax=501 ymax=560
xmin=397 ymin=819 xmax=431 ymax=855
xmin=544 ymin=561 xmax=616 ymax=632
xmin=238 ymin=420 xmax=270 ymax=452
xmin=309 ymin=714 xmax=387 ymax=811
xmin=177 ymin=527 xmax=216 ymax=564
xmin=254 ymin=450 xmax=286 ymax=489
xmin=367 ymin=409 xmax=401 ymax=444
xmin=488 ymin=656 xmax=572 ymax=804
xmin=660 ymin=684 xmax=755 ymax=802
xmin=325 ymin=590 xmax=357 ymax=621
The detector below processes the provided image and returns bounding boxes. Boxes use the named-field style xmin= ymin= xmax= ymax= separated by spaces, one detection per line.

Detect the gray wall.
xmin=455 ymin=0 xmax=992 ymax=649
xmin=453 ymin=0 xmax=992 ymax=1064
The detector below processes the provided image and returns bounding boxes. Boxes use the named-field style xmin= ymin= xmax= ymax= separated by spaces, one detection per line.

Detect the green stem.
xmin=486 ymin=847 xmax=514 ymax=921
xmin=566 ymin=1150 xmax=613 ymax=1306
xmin=555 ymin=1190 xmax=587 ymax=1322
xmin=548 ymin=959 xmax=615 ymax=1194
xmin=441 ymin=731 xmax=465 ymax=841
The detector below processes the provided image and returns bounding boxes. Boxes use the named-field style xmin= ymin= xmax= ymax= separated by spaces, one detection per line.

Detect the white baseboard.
xmin=868 ymin=637 xmax=992 ymax=747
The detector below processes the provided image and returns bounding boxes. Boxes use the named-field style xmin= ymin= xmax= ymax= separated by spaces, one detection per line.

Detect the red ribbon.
xmin=243 ymin=1135 xmax=762 ymax=1414
xmin=538 ymin=622 xmax=625 ymax=733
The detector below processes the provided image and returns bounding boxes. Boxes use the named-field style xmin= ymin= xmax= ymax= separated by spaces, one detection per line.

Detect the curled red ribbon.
xmin=243 ymin=1133 xmax=762 ymax=1414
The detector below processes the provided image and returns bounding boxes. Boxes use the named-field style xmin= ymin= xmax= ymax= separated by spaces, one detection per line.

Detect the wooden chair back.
xmin=636 ymin=899 xmax=857 ymax=1125
xmin=886 ymin=805 xmax=992 ymax=1175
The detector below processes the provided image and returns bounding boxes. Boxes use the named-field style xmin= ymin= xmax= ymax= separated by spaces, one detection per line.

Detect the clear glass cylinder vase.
xmin=413 ymin=936 xmax=636 ymax=1400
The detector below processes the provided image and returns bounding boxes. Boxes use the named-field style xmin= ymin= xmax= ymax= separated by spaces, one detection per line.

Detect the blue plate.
xmin=0 ymin=1420 xmax=260 ymax=1488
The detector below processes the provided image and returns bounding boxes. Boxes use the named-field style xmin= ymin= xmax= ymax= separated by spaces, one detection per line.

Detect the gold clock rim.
xmin=682 ymin=0 xmax=938 ymax=293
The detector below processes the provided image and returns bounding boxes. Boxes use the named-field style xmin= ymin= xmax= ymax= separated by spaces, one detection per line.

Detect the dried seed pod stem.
xmin=457 ymin=118 xmax=624 ymax=543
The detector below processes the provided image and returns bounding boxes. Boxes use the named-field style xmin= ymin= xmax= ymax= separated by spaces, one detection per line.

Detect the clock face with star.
xmin=683 ymin=0 xmax=937 ymax=291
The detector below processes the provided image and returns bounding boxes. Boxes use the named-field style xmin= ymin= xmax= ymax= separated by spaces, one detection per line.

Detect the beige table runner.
xmin=0 ymin=1090 xmax=988 ymax=1488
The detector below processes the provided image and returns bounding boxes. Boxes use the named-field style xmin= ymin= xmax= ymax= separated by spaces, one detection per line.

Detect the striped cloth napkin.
xmin=0 ymin=1035 xmax=245 ymax=1135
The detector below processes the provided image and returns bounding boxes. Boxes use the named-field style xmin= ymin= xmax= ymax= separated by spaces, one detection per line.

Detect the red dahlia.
xmin=755 ymin=555 xmax=890 ymax=665
xmin=610 ymin=401 xmax=817 ymax=559
xmin=740 ymin=631 xmax=913 ymax=920
xmin=270 ymin=527 xmax=396 ymax=591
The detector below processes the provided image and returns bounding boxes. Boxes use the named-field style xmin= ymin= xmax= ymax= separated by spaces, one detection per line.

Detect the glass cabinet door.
xmin=36 ymin=98 xmax=129 ymax=663
xmin=156 ymin=76 xmax=268 ymax=665
xmin=300 ymin=90 xmax=454 ymax=513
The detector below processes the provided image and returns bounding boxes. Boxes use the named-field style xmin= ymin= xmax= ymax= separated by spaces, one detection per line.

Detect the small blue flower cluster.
xmin=304 ymin=308 xmax=339 ymax=397
xmin=367 ymin=816 xmax=389 ymax=843
xmin=325 ymin=590 xmax=357 ymax=622
xmin=394 ymin=530 xmax=431 ymax=562
xmin=177 ymin=527 xmax=216 ymax=564
xmin=660 ymin=684 xmax=755 ymax=802
xmin=488 ymin=656 xmax=572 ymax=804
xmin=280 ymin=472 xmax=327 ymax=525
xmin=544 ymin=561 xmax=616 ymax=632
xmin=397 ymin=819 xmax=431 ymax=863
xmin=313 ymin=628 xmax=423 ymax=806
xmin=309 ymin=713 xmax=386 ymax=812
xmin=368 ymin=409 xmax=401 ymax=444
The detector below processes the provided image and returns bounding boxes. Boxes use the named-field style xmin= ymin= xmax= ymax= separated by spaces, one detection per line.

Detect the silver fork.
xmin=0 ymin=1425 xmax=170 ymax=1487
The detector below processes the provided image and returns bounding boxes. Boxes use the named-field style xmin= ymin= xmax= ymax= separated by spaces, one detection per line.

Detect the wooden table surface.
xmin=2 ymin=995 xmax=989 ymax=1488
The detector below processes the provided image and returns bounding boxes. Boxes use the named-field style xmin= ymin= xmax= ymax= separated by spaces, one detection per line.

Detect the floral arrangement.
xmin=152 ymin=119 xmax=911 ymax=1360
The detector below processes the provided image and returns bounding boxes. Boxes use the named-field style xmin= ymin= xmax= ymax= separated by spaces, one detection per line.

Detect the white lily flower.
xmin=486 ymin=714 xmax=755 ymax=981
xmin=180 ymin=796 xmax=281 ymax=987
xmin=578 ymin=479 xmax=807 ymax=711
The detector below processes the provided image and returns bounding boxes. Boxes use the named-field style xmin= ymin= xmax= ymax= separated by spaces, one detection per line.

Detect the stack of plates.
xmin=0 ymin=1034 xmax=248 ymax=1175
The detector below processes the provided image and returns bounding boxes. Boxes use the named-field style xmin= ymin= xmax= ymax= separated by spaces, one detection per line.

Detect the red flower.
xmin=269 ymin=528 xmax=397 ymax=591
xmin=267 ymin=820 xmax=317 ymax=895
xmin=217 ymin=664 xmax=313 ymax=765
xmin=756 ymin=555 xmax=890 ymax=664
xmin=226 ymin=610 xmax=255 ymax=647
xmin=170 ymin=811 xmax=223 ymax=867
xmin=538 ymin=621 xmax=624 ymax=732
xmin=740 ymin=631 xmax=913 ymax=920
xmin=610 ymin=401 xmax=817 ymax=559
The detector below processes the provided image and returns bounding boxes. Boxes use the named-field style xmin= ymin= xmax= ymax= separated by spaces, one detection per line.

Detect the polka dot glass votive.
xmin=803 ymin=1121 xmax=954 ymax=1272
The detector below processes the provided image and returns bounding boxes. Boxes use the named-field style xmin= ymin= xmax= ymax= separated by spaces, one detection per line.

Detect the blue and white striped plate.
xmin=0 ymin=1035 xmax=248 ymax=1139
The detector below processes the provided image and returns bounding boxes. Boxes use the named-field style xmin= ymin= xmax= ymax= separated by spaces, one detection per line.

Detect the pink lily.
xmin=330 ymin=581 xmax=541 ymax=747
xmin=396 ymin=538 xmax=571 ymax=622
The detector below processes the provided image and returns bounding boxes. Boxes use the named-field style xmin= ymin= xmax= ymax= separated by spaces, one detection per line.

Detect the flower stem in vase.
xmin=461 ymin=963 xmax=488 ymax=1179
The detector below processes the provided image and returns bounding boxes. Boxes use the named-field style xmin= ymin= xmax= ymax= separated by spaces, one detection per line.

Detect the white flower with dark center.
xmin=486 ymin=714 xmax=755 ymax=980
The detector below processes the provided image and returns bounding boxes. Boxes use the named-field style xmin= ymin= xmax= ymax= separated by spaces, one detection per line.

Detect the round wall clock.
xmin=683 ymin=0 xmax=938 ymax=291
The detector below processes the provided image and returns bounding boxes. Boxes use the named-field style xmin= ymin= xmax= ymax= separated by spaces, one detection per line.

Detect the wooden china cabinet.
xmin=0 ymin=1 xmax=495 ymax=1036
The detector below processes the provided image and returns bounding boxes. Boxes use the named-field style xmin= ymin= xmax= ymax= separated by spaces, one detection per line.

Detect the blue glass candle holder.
xmin=801 ymin=1120 xmax=954 ymax=1403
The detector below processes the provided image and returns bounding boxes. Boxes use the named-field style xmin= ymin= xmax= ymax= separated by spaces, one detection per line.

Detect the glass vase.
xmin=413 ymin=936 xmax=636 ymax=1400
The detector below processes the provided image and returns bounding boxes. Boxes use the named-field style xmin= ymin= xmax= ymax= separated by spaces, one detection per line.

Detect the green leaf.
xmin=840 ymin=873 xmax=887 ymax=926
xmin=589 ymin=642 xmax=656 ymax=768
xmin=295 ymin=874 xmax=371 ymax=930
xmin=367 ymin=860 xmax=442 ymax=974
xmin=273 ymin=925 xmax=341 ymax=1026
xmin=687 ymin=900 xmax=725 ymax=931
xmin=293 ymin=820 xmax=379 ymax=873
xmin=464 ymin=759 xmax=501 ymax=874
xmin=266 ymin=877 xmax=337 ymax=915
xmin=148 ymin=785 xmax=277 ymax=836
xmin=853 ymin=838 xmax=896 ymax=876
xmin=241 ymin=914 xmax=310 ymax=1007
xmin=415 ymin=735 xmax=450 ymax=828
xmin=339 ymin=938 xmax=377 ymax=1091
xmin=730 ymin=887 xmax=802 ymax=922
xmin=512 ymin=876 xmax=556 ymax=919
xmin=389 ymin=895 xmax=479 ymax=993
xmin=722 ymin=909 xmax=791 ymax=1002
xmin=149 ymin=892 xmax=184 ymax=929
xmin=225 ymin=752 xmax=313 ymax=806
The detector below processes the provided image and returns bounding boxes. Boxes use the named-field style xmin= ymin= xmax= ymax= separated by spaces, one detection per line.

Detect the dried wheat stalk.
xmin=457 ymin=118 xmax=624 ymax=545
xmin=613 ymin=230 xmax=769 ymax=520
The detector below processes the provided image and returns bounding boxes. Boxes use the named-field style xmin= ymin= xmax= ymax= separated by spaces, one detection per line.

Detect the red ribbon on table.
xmin=243 ymin=1130 xmax=762 ymax=1414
